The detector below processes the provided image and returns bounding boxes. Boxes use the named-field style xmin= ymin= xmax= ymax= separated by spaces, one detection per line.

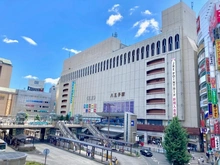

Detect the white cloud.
xmin=22 ymin=36 xmax=37 ymax=46
xmin=24 ymin=75 xmax=38 ymax=79
xmin=44 ymin=77 xmax=59 ymax=85
xmin=106 ymin=14 xmax=123 ymax=26
xmin=134 ymin=18 xmax=159 ymax=37
xmin=106 ymin=4 xmax=123 ymax=26
xmin=133 ymin=21 xmax=140 ymax=28
xmin=62 ymin=47 xmax=81 ymax=54
xmin=108 ymin=4 xmax=120 ymax=12
xmin=142 ymin=10 xmax=152 ymax=15
xmin=2 ymin=36 xmax=18 ymax=44
xmin=129 ymin=6 xmax=139 ymax=15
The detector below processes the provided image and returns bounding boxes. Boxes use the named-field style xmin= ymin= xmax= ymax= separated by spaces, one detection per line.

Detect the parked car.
xmin=140 ymin=149 xmax=153 ymax=157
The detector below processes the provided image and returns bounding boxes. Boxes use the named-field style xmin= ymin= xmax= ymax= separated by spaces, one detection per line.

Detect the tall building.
xmin=0 ymin=57 xmax=12 ymax=88
xmin=198 ymin=0 xmax=220 ymax=152
xmin=57 ymin=2 xmax=201 ymax=149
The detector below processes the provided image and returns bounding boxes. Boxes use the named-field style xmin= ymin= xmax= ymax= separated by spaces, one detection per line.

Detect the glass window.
xmin=162 ymin=39 xmax=166 ymax=53
xmin=101 ymin=62 xmax=103 ymax=71
xmin=175 ymin=34 xmax=180 ymax=49
xmin=107 ymin=60 xmax=109 ymax=70
xmin=151 ymin=43 xmax=155 ymax=56
xmin=95 ymin=64 xmax=97 ymax=73
xmin=124 ymin=53 xmax=126 ymax=64
xmin=168 ymin=36 xmax=173 ymax=51
xmin=128 ymin=52 xmax=131 ymax=63
xmin=120 ymin=54 xmax=123 ymax=66
xmin=92 ymin=65 xmax=94 ymax=73
xmin=104 ymin=61 xmax=106 ymax=71
xmin=110 ymin=58 xmax=112 ymax=69
xmin=113 ymin=57 xmax=115 ymax=68
xmin=146 ymin=45 xmax=149 ymax=58
xmin=132 ymin=50 xmax=135 ymax=62
xmin=136 ymin=48 xmax=139 ymax=61
xmin=116 ymin=56 xmax=119 ymax=67
xmin=90 ymin=66 xmax=92 ymax=74
xmin=141 ymin=47 xmax=144 ymax=59
xmin=156 ymin=41 xmax=160 ymax=55
xmin=98 ymin=63 xmax=100 ymax=72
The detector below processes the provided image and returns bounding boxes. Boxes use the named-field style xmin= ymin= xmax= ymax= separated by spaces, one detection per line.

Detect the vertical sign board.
xmin=214 ymin=120 xmax=220 ymax=134
xmin=208 ymin=103 xmax=213 ymax=117
xmin=211 ymin=135 xmax=216 ymax=149
xmin=215 ymin=136 xmax=220 ymax=151
xmin=171 ymin=58 xmax=177 ymax=117
xmin=70 ymin=81 xmax=75 ymax=116
xmin=213 ymin=104 xmax=219 ymax=118
xmin=216 ymin=34 xmax=220 ymax=70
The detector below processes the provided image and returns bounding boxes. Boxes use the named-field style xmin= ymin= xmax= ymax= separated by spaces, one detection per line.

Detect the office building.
xmin=57 ymin=2 xmax=201 ymax=149
xmin=0 ymin=57 xmax=12 ymax=88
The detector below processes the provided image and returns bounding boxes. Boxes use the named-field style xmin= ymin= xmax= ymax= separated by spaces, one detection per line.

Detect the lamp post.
xmin=105 ymin=103 xmax=114 ymax=161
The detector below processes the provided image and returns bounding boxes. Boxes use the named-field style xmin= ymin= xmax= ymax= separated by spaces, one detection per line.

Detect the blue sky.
xmin=0 ymin=0 xmax=207 ymax=92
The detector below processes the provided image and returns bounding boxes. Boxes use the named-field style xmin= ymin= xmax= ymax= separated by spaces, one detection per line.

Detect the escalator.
xmin=85 ymin=124 xmax=111 ymax=147
xmin=56 ymin=121 xmax=79 ymax=147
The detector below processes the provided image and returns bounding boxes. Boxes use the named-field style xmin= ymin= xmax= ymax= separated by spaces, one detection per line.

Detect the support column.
xmin=40 ymin=128 xmax=45 ymax=141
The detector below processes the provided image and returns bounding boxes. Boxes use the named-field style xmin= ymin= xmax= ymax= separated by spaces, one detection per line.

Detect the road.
xmin=6 ymin=143 xmax=169 ymax=165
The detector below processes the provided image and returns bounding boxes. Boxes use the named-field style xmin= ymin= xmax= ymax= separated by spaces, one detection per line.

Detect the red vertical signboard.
xmin=211 ymin=136 xmax=216 ymax=148
xmin=214 ymin=120 xmax=220 ymax=134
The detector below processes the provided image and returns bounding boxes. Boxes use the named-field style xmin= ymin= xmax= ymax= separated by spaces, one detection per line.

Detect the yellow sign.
xmin=213 ymin=104 xmax=219 ymax=118
xmin=215 ymin=39 xmax=220 ymax=70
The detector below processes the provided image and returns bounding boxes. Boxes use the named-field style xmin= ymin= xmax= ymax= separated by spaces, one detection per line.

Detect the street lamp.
xmin=105 ymin=103 xmax=114 ymax=161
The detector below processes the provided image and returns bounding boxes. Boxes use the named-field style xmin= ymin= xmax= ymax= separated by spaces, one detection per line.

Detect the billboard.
xmin=171 ymin=58 xmax=177 ymax=117
xmin=209 ymin=2 xmax=220 ymax=41
xmin=103 ymin=101 xmax=134 ymax=113
xmin=216 ymin=39 xmax=220 ymax=70
xmin=28 ymin=79 xmax=45 ymax=92
xmin=69 ymin=81 xmax=76 ymax=116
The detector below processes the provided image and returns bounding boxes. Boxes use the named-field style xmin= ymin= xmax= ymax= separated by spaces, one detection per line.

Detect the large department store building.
xmin=57 ymin=2 xmax=201 ymax=149
xmin=197 ymin=0 xmax=220 ymax=152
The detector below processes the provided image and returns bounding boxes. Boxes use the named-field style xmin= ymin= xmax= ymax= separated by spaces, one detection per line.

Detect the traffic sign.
xmin=43 ymin=148 xmax=50 ymax=156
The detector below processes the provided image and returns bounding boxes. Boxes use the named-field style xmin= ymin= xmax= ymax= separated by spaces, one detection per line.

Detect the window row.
xmin=61 ymin=34 xmax=180 ymax=83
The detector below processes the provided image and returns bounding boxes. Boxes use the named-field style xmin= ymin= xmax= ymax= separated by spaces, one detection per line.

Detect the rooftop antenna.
xmin=191 ymin=1 xmax=194 ymax=10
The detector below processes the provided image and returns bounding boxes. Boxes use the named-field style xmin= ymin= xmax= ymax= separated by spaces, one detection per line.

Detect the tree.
xmin=35 ymin=114 xmax=40 ymax=121
xmin=60 ymin=115 xmax=64 ymax=121
xmin=163 ymin=117 xmax=191 ymax=165
xmin=65 ymin=114 xmax=70 ymax=121
xmin=25 ymin=113 xmax=29 ymax=121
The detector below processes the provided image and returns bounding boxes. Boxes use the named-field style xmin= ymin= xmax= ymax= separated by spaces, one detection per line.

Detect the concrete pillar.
xmin=40 ymin=128 xmax=45 ymax=141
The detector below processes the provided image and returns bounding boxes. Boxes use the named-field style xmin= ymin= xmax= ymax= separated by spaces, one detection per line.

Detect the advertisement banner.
xmin=212 ymin=89 xmax=218 ymax=104
xmin=211 ymin=136 xmax=215 ymax=148
xmin=216 ymin=39 xmax=220 ymax=70
xmin=207 ymin=84 xmax=212 ymax=102
xmin=215 ymin=136 xmax=220 ymax=151
xmin=208 ymin=103 xmax=213 ymax=117
xmin=196 ymin=16 xmax=200 ymax=34
xmin=213 ymin=104 xmax=219 ymax=118
xmin=210 ymin=77 xmax=216 ymax=89
xmin=171 ymin=58 xmax=177 ymax=117
xmin=206 ymin=58 xmax=210 ymax=73
xmin=214 ymin=120 xmax=220 ymax=134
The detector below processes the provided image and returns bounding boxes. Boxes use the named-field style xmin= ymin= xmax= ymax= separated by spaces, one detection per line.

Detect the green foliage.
xmin=65 ymin=114 xmax=70 ymax=121
xmin=163 ymin=117 xmax=191 ymax=165
xmin=25 ymin=113 xmax=29 ymax=120
xmin=26 ymin=161 xmax=43 ymax=165
xmin=35 ymin=114 xmax=40 ymax=121
xmin=60 ymin=115 xmax=64 ymax=121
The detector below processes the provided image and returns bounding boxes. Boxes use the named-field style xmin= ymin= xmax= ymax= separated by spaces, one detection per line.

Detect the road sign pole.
xmin=44 ymin=154 xmax=47 ymax=165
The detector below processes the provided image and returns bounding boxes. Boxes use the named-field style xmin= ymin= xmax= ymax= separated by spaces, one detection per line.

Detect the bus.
xmin=0 ymin=139 xmax=7 ymax=152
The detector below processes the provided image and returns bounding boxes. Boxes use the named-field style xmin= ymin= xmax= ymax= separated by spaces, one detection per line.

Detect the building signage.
xmin=212 ymin=89 xmax=218 ymax=104
xmin=216 ymin=39 xmax=220 ymax=70
xmin=211 ymin=135 xmax=216 ymax=148
xmin=70 ymin=81 xmax=76 ymax=116
xmin=213 ymin=104 xmax=219 ymax=118
xmin=110 ymin=92 xmax=125 ymax=98
xmin=206 ymin=58 xmax=210 ymax=73
xmin=208 ymin=103 xmax=213 ymax=117
xmin=215 ymin=136 xmax=220 ymax=151
xmin=200 ymin=127 xmax=207 ymax=133
xmin=210 ymin=78 xmax=216 ymax=89
xmin=171 ymin=58 xmax=177 ymax=117
xmin=214 ymin=120 xmax=220 ymax=134
xmin=209 ymin=2 xmax=220 ymax=41
xmin=207 ymin=84 xmax=212 ymax=103
xmin=87 ymin=96 xmax=96 ymax=101
xmin=131 ymin=120 xmax=134 ymax=126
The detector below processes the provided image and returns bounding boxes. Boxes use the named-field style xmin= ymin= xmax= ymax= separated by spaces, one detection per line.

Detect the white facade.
xmin=57 ymin=2 xmax=199 ymax=129
xmin=12 ymin=89 xmax=52 ymax=117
